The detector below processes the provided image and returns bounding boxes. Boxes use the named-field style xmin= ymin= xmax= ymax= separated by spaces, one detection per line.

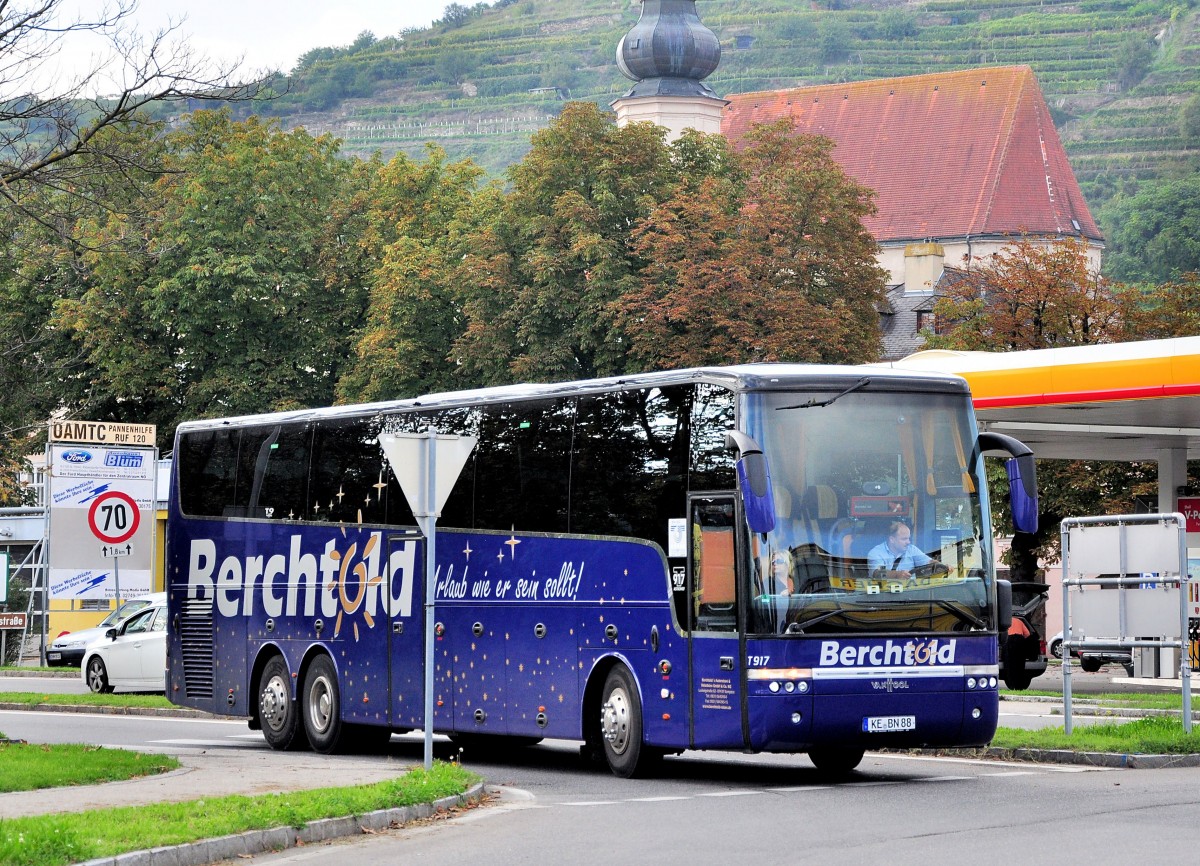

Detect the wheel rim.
xmin=307 ymin=673 xmax=334 ymax=735
xmin=260 ymin=674 xmax=290 ymax=733
xmin=87 ymin=659 xmax=105 ymax=692
xmin=600 ymin=685 xmax=631 ymax=756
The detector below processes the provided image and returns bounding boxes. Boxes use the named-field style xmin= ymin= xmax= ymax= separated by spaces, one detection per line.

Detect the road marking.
xmin=766 ymin=786 xmax=832 ymax=793
xmin=913 ymin=775 xmax=973 ymax=782
xmin=984 ymin=771 xmax=1039 ymax=777
xmin=699 ymin=790 xmax=762 ymax=797
xmin=562 ymin=801 xmax=621 ymax=807
xmin=629 ymin=796 xmax=691 ymax=802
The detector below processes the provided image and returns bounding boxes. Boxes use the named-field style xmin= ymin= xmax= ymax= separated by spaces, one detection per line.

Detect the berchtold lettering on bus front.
xmin=818 ymin=638 xmax=958 ymax=667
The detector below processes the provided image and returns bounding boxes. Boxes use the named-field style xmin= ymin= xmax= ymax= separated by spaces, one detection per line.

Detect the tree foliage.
xmin=336 ymin=147 xmax=488 ymax=402
xmin=926 ymin=235 xmax=1197 ymax=572
xmin=451 ymin=101 xmax=681 ymax=384
xmin=926 ymin=236 xmax=1133 ymax=351
xmin=615 ymin=121 xmax=885 ymax=368
xmin=56 ymin=112 xmax=357 ymax=432
xmin=1100 ymin=176 xmax=1200 ymax=284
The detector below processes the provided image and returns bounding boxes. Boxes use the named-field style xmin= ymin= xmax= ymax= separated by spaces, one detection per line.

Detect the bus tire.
xmin=598 ymin=665 xmax=658 ymax=778
xmin=302 ymin=655 xmax=344 ymax=754
xmin=808 ymin=746 xmax=865 ymax=775
xmin=258 ymin=655 xmax=303 ymax=750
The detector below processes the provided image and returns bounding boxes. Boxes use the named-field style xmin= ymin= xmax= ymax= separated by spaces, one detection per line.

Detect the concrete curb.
xmin=0 ymin=701 xmax=237 ymax=720
xmin=73 ymin=782 xmax=488 ymax=866
xmin=905 ymin=746 xmax=1200 ymax=768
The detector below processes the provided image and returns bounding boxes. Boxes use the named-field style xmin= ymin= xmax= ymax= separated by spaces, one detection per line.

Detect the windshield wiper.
xmin=775 ymin=377 xmax=870 ymax=410
xmin=786 ymin=604 xmax=867 ymax=633
xmin=933 ymin=600 xmax=986 ymax=630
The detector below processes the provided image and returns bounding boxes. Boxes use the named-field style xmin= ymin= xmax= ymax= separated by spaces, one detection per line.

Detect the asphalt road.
xmin=3 ymin=690 xmax=1199 ymax=866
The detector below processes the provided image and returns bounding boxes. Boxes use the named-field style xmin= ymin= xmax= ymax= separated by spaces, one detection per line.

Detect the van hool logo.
xmin=61 ymin=450 xmax=93 ymax=464
xmin=819 ymin=639 xmax=958 ymax=667
xmin=186 ymin=531 xmax=417 ymax=641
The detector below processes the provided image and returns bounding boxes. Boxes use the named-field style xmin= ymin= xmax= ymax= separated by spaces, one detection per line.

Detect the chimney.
xmin=904 ymin=242 xmax=945 ymax=295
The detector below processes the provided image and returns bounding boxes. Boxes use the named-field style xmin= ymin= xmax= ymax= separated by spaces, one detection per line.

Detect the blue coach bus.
xmin=165 ymin=365 xmax=1036 ymax=777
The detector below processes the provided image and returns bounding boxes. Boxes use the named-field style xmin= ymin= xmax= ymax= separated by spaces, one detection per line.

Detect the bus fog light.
xmin=784 ymin=681 xmax=795 ymax=693
xmin=989 ymin=677 xmax=997 ymax=688
xmin=798 ymin=681 xmax=809 ymax=693
xmin=966 ymin=677 xmax=976 ymax=689
xmin=791 ymin=712 xmax=802 ymax=724
xmin=769 ymin=681 xmax=780 ymax=693
xmin=971 ymin=707 xmax=982 ymax=719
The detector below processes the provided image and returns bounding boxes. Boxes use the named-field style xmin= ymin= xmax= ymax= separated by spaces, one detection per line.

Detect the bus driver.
xmin=867 ymin=521 xmax=946 ymax=582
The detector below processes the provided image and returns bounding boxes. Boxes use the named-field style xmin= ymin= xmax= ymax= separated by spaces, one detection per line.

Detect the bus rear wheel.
xmin=303 ymin=655 xmax=344 ymax=754
xmin=598 ymin=665 xmax=659 ymax=778
xmin=808 ymin=746 xmax=865 ymax=775
xmin=258 ymin=655 xmax=303 ymax=750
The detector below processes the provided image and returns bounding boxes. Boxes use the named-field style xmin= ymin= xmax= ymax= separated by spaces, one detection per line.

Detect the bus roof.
xmin=174 ymin=363 xmax=970 ymax=434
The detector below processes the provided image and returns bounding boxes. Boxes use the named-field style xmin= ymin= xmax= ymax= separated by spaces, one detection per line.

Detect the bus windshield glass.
xmin=742 ymin=388 xmax=991 ymax=637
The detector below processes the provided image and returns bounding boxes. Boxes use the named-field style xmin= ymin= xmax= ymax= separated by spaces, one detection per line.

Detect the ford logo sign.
xmin=61 ymin=450 xmax=93 ymax=464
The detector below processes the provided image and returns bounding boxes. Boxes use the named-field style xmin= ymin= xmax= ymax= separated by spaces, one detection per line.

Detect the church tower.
xmin=612 ymin=1 xmax=726 ymax=141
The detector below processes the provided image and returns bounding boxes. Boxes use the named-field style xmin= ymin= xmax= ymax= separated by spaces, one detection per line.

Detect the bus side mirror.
xmin=725 ymin=431 xmax=776 ymax=534
xmin=978 ymin=431 xmax=1039 ymax=535
xmin=1006 ymin=456 xmax=1038 ymax=535
xmin=995 ymin=578 xmax=1013 ymax=634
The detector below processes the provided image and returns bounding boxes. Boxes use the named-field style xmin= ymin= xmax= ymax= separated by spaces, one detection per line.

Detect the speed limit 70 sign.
xmin=87 ymin=490 xmax=141 ymax=544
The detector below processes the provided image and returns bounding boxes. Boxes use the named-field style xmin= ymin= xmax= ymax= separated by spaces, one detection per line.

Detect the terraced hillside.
xmin=253 ymin=0 xmax=1200 ymax=204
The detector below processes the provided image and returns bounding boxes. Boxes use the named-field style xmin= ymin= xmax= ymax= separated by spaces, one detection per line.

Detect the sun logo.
xmin=326 ymin=532 xmax=383 ymax=640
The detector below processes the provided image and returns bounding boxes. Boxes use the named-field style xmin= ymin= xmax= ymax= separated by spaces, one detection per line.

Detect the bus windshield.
xmin=742 ymin=388 xmax=991 ymax=637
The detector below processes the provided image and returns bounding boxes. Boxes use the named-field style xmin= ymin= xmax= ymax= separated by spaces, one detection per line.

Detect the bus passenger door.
xmin=386 ymin=534 xmax=453 ymax=731
xmin=688 ymin=495 xmax=747 ymax=750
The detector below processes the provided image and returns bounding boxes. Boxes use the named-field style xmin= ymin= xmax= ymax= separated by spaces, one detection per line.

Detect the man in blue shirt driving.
xmin=867 ymin=521 xmax=944 ymax=581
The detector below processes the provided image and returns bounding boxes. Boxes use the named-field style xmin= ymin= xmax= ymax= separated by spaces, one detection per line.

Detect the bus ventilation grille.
xmin=180 ymin=596 xmax=215 ymax=700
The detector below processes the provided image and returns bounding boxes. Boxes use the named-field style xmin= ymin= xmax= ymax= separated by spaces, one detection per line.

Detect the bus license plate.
xmin=864 ymin=715 xmax=915 ymax=733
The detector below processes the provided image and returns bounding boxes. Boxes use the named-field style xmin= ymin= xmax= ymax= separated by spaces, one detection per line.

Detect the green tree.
xmin=1115 ymin=31 xmax=1155 ymax=92
xmin=614 ymin=121 xmax=886 ymax=368
xmin=1180 ymin=94 xmax=1200 ymax=147
xmin=452 ymin=102 xmax=681 ymax=384
xmin=0 ymin=121 xmax=167 ymax=500
xmin=336 ymin=147 xmax=489 ymax=402
xmin=58 ymin=111 xmax=359 ymax=433
xmin=1100 ymin=176 xmax=1200 ymax=283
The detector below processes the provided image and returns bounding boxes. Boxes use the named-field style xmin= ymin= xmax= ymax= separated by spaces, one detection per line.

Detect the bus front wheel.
xmin=303 ymin=655 xmax=344 ymax=753
xmin=258 ymin=655 xmax=303 ymax=750
xmin=808 ymin=746 xmax=865 ymax=775
xmin=598 ymin=665 xmax=659 ymax=778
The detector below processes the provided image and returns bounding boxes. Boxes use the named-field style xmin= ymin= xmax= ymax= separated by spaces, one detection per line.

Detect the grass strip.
xmin=0 ymin=743 xmax=178 ymax=793
xmin=992 ymin=716 xmax=1200 ymax=754
xmin=0 ymin=668 xmax=58 ymax=674
xmin=0 ymin=762 xmax=476 ymax=866
xmin=1005 ymin=689 xmax=1191 ymax=711
xmin=0 ymin=692 xmax=175 ymax=710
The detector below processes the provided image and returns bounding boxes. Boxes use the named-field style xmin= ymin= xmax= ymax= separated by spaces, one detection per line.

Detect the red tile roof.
xmin=721 ymin=66 xmax=1101 ymax=244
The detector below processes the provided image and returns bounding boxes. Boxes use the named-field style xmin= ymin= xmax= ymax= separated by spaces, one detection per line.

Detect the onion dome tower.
xmin=612 ymin=1 xmax=727 ymax=141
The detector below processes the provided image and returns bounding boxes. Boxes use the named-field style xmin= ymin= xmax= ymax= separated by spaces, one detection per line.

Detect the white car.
xmin=81 ymin=597 xmax=168 ymax=693
xmin=48 ymin=592 xmax=165 ymax=667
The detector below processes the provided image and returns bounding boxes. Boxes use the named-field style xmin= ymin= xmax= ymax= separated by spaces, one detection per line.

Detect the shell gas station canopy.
xmin=884 ymin=337 xmax=1200 ymax=503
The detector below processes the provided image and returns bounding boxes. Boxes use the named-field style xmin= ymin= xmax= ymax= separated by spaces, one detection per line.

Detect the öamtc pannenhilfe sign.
xmin=47 ymin=427 xmax=157 ymax=601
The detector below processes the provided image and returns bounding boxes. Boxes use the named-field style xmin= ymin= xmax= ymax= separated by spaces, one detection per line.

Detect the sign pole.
xmin=422 ymin=427 xmax=438 ymax=771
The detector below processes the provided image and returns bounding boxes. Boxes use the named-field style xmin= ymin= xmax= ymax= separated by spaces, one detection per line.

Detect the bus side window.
xmin=692 ymin=497 xmax=737 ymax=632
